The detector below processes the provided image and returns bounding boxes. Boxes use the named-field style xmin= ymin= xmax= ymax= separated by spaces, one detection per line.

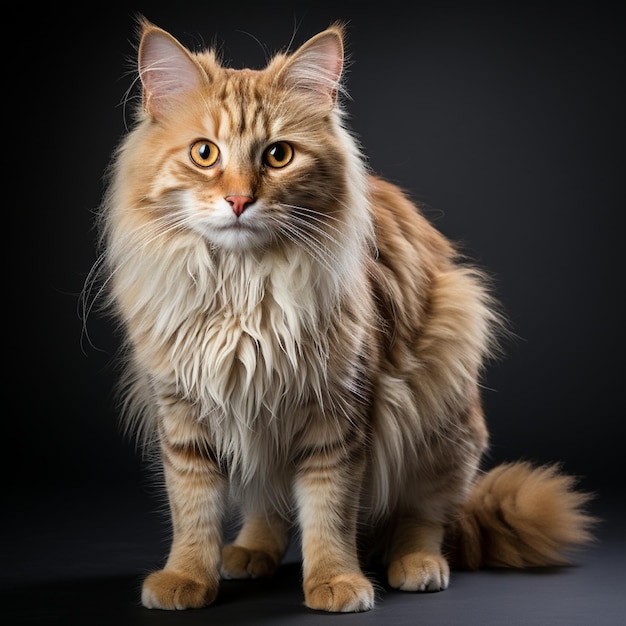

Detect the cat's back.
xmin=365 ymin=173 xmax=498 ymax=422
xmin=369 ymin=175 xmax=454 ymax=269
xmin=366 ymin=175 xmax=460 ymax=339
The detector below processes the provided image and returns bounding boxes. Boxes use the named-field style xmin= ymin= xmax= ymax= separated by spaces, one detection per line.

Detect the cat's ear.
xmin=280 ymin=25 xmax=345 ymax=109
xmin=137 ymin=22 xmax=204 ymax=118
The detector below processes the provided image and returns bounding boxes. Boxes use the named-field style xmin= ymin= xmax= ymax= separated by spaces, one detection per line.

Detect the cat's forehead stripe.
xmin=204 ymin=74 xmax=272 ymax=143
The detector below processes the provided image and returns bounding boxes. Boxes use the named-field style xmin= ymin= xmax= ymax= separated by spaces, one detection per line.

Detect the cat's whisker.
xmin=120 ymin=71 xmax=143 ymax=132
xmin=273 ymin=220 xmax=341 ymax=278
xmin=114 ymin=210 xmax=196 ymax=253
xmin=288 ymin=216 xmax=344 ymax=250
xmin=271 ymin=219 xmax=329 ymax=266
xmin=282 ymin=204 xmax=349 ymax=239
xmin=79 ymin=254 xmax=113 ymax=353
xmin=284 ymin=203 xmax=348 ymax=226
xmin=80 ymin=254 xmax=106 ymax=317
xmin=277 ymin=206 xmax=348 ymax=256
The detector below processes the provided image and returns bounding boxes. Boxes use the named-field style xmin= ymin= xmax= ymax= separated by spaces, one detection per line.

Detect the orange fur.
xmin=447 ymin=462 xmax=596 ymax=569
xmin=90 ymin=18 xmax=596 ymax=613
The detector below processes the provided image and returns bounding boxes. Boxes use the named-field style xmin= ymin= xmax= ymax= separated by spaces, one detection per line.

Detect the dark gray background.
xmin=6 ymin=2 xmax=624 ymax=624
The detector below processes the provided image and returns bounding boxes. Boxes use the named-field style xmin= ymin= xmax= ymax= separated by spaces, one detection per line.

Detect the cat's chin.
xmin=200 ymin=223 xmax=273 ymax=253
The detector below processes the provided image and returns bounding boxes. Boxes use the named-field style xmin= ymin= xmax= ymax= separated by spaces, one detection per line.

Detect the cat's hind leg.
xmin=386 ymin=517 xmax=450 ymax=592
xmin=221 ymin=511 xmax=290 ymax=579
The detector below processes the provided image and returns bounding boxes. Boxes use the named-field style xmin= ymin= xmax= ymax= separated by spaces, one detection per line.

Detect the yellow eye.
xmin=189 ymin=140 xmax=220 ymax=168
xmin=263 ymin=141 xmax=294 ymax=168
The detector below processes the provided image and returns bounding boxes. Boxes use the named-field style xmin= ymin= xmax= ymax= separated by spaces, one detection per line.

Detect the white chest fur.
xmin=119 ymin=239 xmax=334 ymax=425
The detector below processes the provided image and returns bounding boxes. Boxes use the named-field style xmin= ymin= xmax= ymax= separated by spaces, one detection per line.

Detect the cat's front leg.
xmin=294 ymin=431 xmax=374 ymax=613
xmin=141 ymin=398 xmax=226 ymax=610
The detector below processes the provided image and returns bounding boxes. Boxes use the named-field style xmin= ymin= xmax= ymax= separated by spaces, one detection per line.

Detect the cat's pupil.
xmin=268 ymin=144 xmax=284 ymax=161
xmin=199 ymin=144 xmax=211 ymax=159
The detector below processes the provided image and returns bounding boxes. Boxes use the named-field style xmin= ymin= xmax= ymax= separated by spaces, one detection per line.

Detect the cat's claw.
xmin=221 ymin=544 xmax=279 ymax=579
xmin=304 ymin=573 xmax=375 ymax=612
xmin=141 ymin=569 xmax=218 ymax=610
xmin=387 ymin=552 xmax=450 ymax=592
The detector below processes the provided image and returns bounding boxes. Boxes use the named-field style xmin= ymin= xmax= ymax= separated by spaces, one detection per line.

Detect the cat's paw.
xmin=141 ymin=569 xmax=218 ymax=610
xmin=304 ymin=573 xmax=375 ymax=612
xmin=387 ymin=552 xmax=450 ymax=592
xmin=221 ymin=544 xmax=279 ymax=579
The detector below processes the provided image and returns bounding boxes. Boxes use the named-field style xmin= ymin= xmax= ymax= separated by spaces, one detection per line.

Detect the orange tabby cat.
xmin=94 ymin=18 xmax=595 ymax=612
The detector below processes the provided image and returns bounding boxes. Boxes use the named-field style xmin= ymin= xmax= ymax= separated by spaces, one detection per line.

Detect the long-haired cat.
xmin=91 ymin=18 xmax=595 ymax=612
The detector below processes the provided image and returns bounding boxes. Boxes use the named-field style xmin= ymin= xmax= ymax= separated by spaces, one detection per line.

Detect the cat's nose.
xmin=225 ymin=195 xmax=255 ymax=217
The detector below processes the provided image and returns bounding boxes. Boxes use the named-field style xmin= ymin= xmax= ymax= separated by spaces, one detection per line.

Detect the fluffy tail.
xmin=446 ymin=462 xmax=597 ymax=569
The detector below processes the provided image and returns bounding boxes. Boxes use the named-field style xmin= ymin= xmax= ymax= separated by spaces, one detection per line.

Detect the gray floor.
xmin=4 ymin=487 xmax=624 ymax=625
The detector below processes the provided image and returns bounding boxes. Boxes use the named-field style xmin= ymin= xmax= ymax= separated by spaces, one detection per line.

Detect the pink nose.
xmin=225 ymin=195 xmax=254 ymax=217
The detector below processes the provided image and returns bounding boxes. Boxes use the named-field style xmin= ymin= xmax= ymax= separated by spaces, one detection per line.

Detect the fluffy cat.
xmin=92 ymin=18 xmax=595 ymax=612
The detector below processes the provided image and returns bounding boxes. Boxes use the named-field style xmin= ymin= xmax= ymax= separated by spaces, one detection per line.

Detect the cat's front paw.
xmin=387 ymin=552 xmax=450 ymax=591
xmin=304 ymin=573 xmax=375 ymax=612
xmin=141 ymin=569 xmax=218 ymax=610
xmin=221 ymin=544 xmax=279 ymax=579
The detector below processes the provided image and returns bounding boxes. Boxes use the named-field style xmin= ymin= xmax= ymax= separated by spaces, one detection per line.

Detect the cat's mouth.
xmin=206 ymin=216 xmax=271 ymax=250
xmin=215 ymin=219 xmax=259 ymax=233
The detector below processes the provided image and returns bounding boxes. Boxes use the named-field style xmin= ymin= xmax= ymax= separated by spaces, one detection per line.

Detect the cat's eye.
xmin=263 ymin=142 xmax=294 ymax=168
xmin=189 ymin=140 xmax=220 ymax=168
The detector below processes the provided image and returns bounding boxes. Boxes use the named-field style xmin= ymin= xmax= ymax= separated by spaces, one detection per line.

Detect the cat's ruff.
xmin=94 ymin=18 xmax=595 ymax=613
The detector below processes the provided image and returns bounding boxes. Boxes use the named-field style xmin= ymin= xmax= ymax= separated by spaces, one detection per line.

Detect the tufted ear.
xmin=137 ymin=21 xmax=204 ymax=118
xmin=279 ymin=25 xmax=345 ymax=108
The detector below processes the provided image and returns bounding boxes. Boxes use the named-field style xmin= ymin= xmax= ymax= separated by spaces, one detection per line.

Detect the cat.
xmin=91 ymin=17 xmax=596 ymax=613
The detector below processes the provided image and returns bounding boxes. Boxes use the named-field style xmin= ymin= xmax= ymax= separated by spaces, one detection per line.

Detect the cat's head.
xmin=115 ymin=18 xmax=367 ymax=256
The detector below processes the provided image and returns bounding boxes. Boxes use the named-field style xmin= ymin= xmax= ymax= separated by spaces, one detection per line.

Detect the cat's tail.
xmin=446 ymin=461 xmax=597 ymax=569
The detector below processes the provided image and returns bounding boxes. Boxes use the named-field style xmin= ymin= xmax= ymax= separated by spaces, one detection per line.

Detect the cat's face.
xmin=127 ymin=23 xmax=350 ymax=254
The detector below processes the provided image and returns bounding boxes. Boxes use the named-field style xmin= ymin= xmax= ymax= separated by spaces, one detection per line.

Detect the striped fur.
xmin=92 ymin=19 xmax=595 ymax=612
